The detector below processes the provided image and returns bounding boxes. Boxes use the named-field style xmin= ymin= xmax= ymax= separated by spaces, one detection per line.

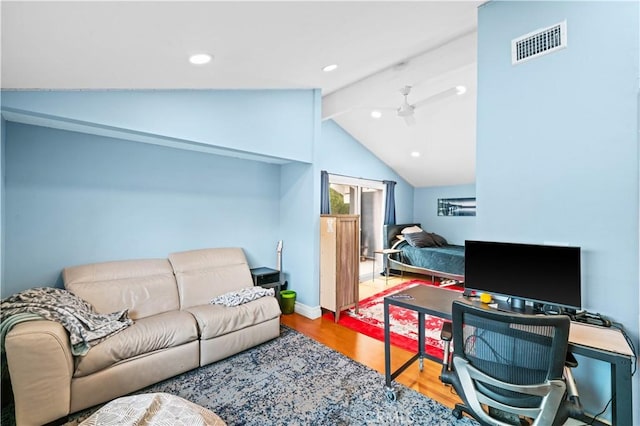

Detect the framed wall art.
xmin=437 ymin=197 xmax=476 ymax=216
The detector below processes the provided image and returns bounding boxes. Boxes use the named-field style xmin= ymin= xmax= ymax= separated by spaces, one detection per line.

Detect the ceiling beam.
xmin=321 ymin=30 xmax=477 ymax=121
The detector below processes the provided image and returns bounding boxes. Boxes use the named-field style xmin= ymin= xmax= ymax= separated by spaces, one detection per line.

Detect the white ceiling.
xmin=1 ymin=1 xmax=481 ymax=187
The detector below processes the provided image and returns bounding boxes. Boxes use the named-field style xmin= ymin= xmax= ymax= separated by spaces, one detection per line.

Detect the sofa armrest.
xmin=5 ymin=320 xmax=74 ymax=426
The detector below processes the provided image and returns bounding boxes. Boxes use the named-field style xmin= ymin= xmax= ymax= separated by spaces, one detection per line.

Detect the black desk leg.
xmin=418 ymin=312 xmax=425 ymax=372
xmin=383 ymin=300 xmax=397 ymax=401
xmin=611 ymin=356 xmax=633 ymax=425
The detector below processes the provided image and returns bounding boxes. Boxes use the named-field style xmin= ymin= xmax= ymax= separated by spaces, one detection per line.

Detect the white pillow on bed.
xmin=401 ymin=225 xmax=423 ymax=234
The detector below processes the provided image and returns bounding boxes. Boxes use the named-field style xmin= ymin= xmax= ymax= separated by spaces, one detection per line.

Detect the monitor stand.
xmin=496 ymin=297 xmax=536 ymax=315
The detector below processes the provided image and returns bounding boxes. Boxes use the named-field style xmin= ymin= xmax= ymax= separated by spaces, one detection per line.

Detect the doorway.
xmin=327 ymin=175 xmax=385 ymax=282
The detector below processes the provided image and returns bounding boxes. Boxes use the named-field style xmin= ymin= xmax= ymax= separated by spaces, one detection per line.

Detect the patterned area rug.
xmin=324 ymin=280 xmax=463 ymax=360
xmin=44 ymin=326 xmax=478 ymax=426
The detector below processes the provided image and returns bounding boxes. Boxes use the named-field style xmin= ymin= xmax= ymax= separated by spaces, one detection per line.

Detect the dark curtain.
xmin=383 ymin=180 xmax=396 ymax=225
xmin=320 ymin=170 xmax=330 ymax=214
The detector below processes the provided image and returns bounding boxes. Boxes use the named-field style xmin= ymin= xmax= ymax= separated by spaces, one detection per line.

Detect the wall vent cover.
xmin=512 ymin=20 xmax=567 ymax=65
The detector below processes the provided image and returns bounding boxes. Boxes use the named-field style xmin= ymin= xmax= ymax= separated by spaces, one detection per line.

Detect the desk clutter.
xmin=463 ymin=290 xmax=613 ymax=327
xmin=570 ymin=311 xmax=612 ymax=327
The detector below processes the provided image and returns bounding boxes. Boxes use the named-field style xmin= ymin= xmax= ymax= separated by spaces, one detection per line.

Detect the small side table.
xmin=250 ymin=267 xmax=282 ymax=302
xmin=257 ymin=281 xmax=282 ymax=303
xmin=373 ymin=249 xmax=403 ymax=284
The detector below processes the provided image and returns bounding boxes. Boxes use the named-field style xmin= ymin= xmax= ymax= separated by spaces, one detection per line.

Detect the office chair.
xmin=439 ymin=301 xmax=583 ymax=426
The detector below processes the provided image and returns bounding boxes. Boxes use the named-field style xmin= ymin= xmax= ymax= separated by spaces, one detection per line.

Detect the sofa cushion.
xmin=73 ymin=310 xmax=198 ymax=378
xmin=64 ymin=259 xmax=179 ymax=320
xmin=186 ymin=296 xmax=281 ymax=340
xmin=169 ymin=248 xmax=255 ymax=309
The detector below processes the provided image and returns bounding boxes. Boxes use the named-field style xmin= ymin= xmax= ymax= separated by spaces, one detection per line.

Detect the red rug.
xmin=323 ymin=279 xmax=463 ymax=359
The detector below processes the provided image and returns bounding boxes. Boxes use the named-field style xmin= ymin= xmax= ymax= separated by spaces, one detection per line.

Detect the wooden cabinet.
xmin=320 ymin=214 xmax=359 ymax=322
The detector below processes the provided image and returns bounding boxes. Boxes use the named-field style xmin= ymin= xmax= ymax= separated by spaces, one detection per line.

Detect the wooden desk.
xmin=569 ymin=322 xmax=634 ymax=356
xmin=383 ymin=284 xmax=635 ymax=424
xmin=567 ymin=322 xmax=634 ymax=426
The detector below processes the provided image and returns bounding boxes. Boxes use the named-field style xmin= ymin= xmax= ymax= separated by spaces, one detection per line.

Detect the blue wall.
xmin=3 ymin=122 xmax=282 ymax=297
xmin=1 ymin=115 xmax=5 ymax=288
xmin=1 ymin=90 xmax=315 ymax=162
xmin=477 ymin=1 xmax=639 ymax=421
xmin=279 ymin=162 xmax=316 ymax=307
xmin=274 ymin=90 xmax=321 ymax=310
xmin=413 ymin=184 xmax=476 ymax=246
xmin=0 ymin=88 xmax=321 ymax=300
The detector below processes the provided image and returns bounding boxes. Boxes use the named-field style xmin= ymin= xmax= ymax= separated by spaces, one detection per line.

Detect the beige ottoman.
xmin=79 ymin=393 xmax=226 ymax=426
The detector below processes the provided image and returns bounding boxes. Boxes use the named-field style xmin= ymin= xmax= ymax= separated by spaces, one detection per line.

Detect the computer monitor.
xmin=464 ymin=240 xmax=581 ymax=314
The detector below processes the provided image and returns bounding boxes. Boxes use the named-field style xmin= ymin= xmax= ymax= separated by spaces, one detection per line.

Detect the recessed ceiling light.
xmin=455 ymin=85 xmax=467 ymax=95
xmin=410 ymin=151 xmax=421 ymax=158
xmin=189 ymin=53 xmax=212 ymax=65
xmin=322 ymin=64 xmax=338 ymax=72
xmin=370 ymin=110 xmax=382 ymax=119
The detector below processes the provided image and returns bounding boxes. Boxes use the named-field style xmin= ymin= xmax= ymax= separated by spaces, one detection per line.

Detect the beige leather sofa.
xmin=4 ymin=248 xmax=282 ymax=426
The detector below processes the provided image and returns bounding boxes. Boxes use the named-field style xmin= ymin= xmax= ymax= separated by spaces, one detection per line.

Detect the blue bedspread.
xmin=395 ymin=240 xmax=465 ymax=276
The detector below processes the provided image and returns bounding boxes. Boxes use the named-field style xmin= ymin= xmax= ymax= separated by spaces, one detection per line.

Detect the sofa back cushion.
xmin=168 ymin=248 xmax=254 ymax=309
xmin=63 ymin=259 xmax=179 ymax=320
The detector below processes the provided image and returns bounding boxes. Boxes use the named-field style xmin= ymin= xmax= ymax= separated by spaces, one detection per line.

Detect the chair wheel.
xmin=452 ymin=408 xmax=463 ymax=419
xmin=384 ymin=387 xmax=397 ymax=402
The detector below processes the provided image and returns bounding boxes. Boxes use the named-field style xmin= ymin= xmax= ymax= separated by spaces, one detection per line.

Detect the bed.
xmin=383 ymin=223 xmax=465 ymax=282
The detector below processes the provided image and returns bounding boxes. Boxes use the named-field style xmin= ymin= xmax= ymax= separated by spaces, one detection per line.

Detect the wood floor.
xmin=280 ymin=310 xmax=463 ymax=411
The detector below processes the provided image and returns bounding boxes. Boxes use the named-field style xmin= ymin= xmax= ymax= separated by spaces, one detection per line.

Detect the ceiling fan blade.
xmin=403 ymin=115 xmax=416 ymax=126
xmin=412 ymin=87 xmax=459 ymax=110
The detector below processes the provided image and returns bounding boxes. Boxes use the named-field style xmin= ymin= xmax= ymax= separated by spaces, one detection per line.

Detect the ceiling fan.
xmin=376 ymin=85 xmax=466 ymax=126
xmin=396 ymin=85 xmax=417 ymax=126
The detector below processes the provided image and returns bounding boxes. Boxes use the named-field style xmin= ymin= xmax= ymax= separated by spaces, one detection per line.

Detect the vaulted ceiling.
xmin=1 ymin=1 xmax=482 ymax=187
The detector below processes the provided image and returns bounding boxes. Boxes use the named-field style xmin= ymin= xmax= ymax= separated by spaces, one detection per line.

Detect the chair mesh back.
xmin=452 ymin=301 xmax=570 ymax=404
xmin=463 ymin=315 xmax=555 ymax=384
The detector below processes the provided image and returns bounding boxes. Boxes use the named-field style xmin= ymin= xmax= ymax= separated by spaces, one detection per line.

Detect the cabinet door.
xmin=319 ymin=216 xmax=337 ymax=311
xmin=335 ymin=216 xmax=359 ymax=310
xmin=320 ymin=214 xmax=359 ymax=321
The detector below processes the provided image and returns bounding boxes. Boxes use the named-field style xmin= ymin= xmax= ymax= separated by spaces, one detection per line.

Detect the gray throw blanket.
xmin=1 ymin=287 xmax=132 ymax=356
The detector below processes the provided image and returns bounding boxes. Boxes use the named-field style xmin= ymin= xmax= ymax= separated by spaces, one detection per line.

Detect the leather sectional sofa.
xmin=4 ymin=247 xmax=282 ymax=426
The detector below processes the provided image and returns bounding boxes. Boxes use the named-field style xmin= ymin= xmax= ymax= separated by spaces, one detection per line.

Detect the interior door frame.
xmin=328 ymin=173 xmax=386 ymax=260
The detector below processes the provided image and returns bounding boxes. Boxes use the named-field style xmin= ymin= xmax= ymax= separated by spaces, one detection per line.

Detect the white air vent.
xmin=512 ymin=20 xmax=567 ymax=65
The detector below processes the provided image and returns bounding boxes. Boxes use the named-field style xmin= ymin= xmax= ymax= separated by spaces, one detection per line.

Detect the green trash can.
xmin=280 ymin=290 xmax=296 ymax=314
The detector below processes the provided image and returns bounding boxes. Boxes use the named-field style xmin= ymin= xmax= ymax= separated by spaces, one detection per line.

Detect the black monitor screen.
xmin=464 ymin=240 xmax=581 ymax=312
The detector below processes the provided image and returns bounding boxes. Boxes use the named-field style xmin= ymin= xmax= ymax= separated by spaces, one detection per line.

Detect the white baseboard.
xmin=290 ymin=301 xmax=321 ymax=319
